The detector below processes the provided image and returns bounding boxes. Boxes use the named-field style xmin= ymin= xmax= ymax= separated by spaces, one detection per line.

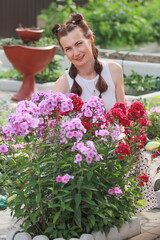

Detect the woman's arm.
xmin=52 ymin=73 xmax=70 ymax=94
xmin=108 ymin=62 xmax=125 ymax=103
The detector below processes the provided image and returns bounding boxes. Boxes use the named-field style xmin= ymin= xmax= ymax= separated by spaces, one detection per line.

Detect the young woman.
xmin=52 ymin=12 xmax=125 ymax=112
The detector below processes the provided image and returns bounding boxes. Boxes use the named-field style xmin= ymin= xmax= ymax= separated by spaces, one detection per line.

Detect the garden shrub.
xmin=39 ymin=0 xmax=160 ymax=49
xmin=0 ymin=93 xmax=149 ymax=239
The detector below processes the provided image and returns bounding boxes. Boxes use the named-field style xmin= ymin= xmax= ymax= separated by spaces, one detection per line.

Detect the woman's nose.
xmin=73 ymin=47 xmax=80 ymax=57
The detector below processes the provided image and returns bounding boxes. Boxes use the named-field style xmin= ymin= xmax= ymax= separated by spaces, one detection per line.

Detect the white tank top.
xmin=65 ymin=61 xmax=116 ymax=111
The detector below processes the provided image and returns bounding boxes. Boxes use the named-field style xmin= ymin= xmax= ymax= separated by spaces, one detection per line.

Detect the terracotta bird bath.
xmin=16 ymin=28 xmax=44 ymax=43
xmin=3 ymin=44 xmax=57 ymax=101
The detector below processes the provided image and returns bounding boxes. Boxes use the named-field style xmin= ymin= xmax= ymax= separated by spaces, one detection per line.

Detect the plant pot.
xmin=16 ymin=28 xmax=44 ymax=43
xmin=3 ymin=45 xmax=58 ymax=101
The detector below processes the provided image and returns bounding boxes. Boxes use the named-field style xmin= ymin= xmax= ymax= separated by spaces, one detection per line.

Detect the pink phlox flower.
xmin=95 ymin=129 xmax=109 ymax=139
xmin=108 ymin=189 xmax=114 ymax=195
xmin=2 ymin=125 xmax=12 ymax=138
xmin=74 ymin=153 xmax=83 ymax=165
xmin=87 ymin=150 xmax=94 ymax=158
xmin=111 ymin=124 xmax=120 ymax=141
xmin=152 ymin=109 xmax=160 ymax=113
xmin=81 ymin=96 xmax=105 ymax=117
xmin=61 ymin=174 xmax=74 ymax=184
xmin=86 ymin=157 xmax=92 ymax=163
xmin=13 ymin=142 xmax=28 ymax=149
xmin=0 ymin=144 xmax=8 ymax=153
xmin=49 ymin=119 xmax=57 ymax=128
xmin=95 ymin=154 xmax=103 ymax=161
xmin=114 ymin=187 xmax=122 ymax=199
xmin=86 ymin=141 xmax=94 ymax=148
xmin=66 ymin=131 xmax=73 ymax=139
xmin=56 ymin=175 xmax=62 ymax=182
xmin=60 ymin=118 xmax=85 ymax=142
xmin=76 ymin=142 xmax=85 ymax=150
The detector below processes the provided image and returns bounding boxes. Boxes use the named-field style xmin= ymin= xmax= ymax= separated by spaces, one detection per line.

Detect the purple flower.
xmin=0 ymin=144 xmax=8 ymax=153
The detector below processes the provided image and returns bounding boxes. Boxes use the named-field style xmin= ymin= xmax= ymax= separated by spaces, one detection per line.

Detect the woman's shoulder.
xmin=52 ymin=73 xmax=70 ymax=94
xmin=101 ymin=60 xmax=122 ymax=73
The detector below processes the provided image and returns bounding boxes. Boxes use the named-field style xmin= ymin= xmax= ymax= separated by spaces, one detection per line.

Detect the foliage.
xmin=139 ymin=96 xmax=160 ymax=139
xmin=0 ymin=59 xmax=64 ymax=83
xmin=124 ymin=71 xmax=160 ymax=92
xmin=0 ymin=93 xmax=149 ymax=239
xmin=0 ymin=37 xmax=56 ymax=47
xmin=39 ymin=0 xmax=160 ymax=49
xmin=39 ymin=0 xmax=76 ymax=39
xmin=146 ymin=110 xmax=160 ymax=139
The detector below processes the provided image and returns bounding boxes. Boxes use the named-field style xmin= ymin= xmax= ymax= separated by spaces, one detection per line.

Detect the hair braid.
xmin=69 ymin=64 xmax=82 ymax=96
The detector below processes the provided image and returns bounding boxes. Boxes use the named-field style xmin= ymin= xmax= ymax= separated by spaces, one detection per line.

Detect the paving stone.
xmin=33 ymin=235 xmax=49 ymax=240
xmin=148 ymin=225 xmax=160 ymax=235
xmin=92 ymin=231 xmax=107 ymax=240
xmin=129 ymin=231 xmax=158 ymax=240
xmin=80 ymin=234 xmax=94 ymax=240
xmin=106 ymin=226 xmax=120 ymax=240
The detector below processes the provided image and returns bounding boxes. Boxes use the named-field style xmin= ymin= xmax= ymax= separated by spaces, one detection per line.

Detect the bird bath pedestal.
xmin=3 ymin=44 xmax=57 ymax=101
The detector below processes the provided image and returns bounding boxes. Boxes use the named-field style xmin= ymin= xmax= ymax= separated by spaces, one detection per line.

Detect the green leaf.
xmin=89 ymin=214 xmax=95 ymax=226
xmin=77 ymin=177 xmax=83 ymax=189
xmin=81 ymin=185 xmax=98 ymax=191
xmin=36 ymin=193 xmax=42 ymax=204
xmin=53 ymin=211 xmax=61 ymax=224
xmin=75 ymin=193 xmax=82 ymax=209
xmin=74 ymin=208 xmax=81 ymax=228
xmin=87 ymin=172 xmax=93 ymax=181
xmin=83 ymin=198 xmax=97 ymax=206
xmin=65 ymin=205 xmax=74 ymax=212
xmin=136 ymin=200 xmax=147 ymax=205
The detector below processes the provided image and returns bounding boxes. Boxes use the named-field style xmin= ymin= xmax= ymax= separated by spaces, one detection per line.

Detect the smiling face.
xmin=59 ymin=28 xmax=94 ymax=69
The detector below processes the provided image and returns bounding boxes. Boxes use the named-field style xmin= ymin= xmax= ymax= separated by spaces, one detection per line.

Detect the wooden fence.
xmin=0 ymin=0 xmax=87 ymax=38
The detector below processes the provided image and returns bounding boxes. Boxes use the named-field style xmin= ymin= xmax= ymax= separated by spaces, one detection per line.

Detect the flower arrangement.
xmin=0 ymin=92 xmax=150 ymax=239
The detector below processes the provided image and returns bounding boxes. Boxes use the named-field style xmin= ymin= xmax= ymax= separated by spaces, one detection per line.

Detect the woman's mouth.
xmin=75 ymin=55 xmax=84 ymax=62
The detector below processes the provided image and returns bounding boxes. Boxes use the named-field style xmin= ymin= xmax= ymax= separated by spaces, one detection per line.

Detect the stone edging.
xmin=5 ymin=217 xmax=140 ymax=240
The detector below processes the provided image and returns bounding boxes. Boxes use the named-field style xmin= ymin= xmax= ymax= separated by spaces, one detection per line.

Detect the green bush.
xmin=124 ymin=71 xmax=160 ymax=92
xmin=39 ymin=0 xmax=160 ymax=49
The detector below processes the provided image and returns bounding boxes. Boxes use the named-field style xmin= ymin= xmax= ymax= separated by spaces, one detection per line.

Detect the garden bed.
xmin=99 ymin=49 xmax=160 ymax=63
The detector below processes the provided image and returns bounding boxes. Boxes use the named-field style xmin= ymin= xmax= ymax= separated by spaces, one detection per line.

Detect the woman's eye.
xmin=77 ymin=42 xmax=82 ymax=45
xmin=65 ymin=48 xmax=70 ymax=52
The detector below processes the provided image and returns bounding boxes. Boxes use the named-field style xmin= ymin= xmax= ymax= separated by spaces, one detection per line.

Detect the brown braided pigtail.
xmin=69 ymin=64 xmax=82 ymax=96
xmin=92 ymin=45 xmax=108 ymax=98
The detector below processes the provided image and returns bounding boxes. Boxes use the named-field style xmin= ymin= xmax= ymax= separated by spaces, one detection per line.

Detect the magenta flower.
xmin=56 ymin=175 xmax=62 ymax=182
xmin=56 ymin=174 xmax=74 ymax=184
xmin=108 ymin=189 xmax=114 ymax=195
xmin=0 ymin=144 xmax=8 ymax=153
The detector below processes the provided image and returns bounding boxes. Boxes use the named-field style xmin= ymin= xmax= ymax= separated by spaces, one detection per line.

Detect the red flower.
xmin=118 ymin=155 xmax=123 ymax=160
xmin=117 ymin=142 xmax=131 ymax=156
xmin=138 ymin=118 xmax=148 ymax=127
xmin=69 ymin=94 xmax=84 ymax=112
xmin=128 ymin=101 xmax=146 ymax=120
xmin=113 ymin=102 xmax=127 ymax=114
xmin=138 ymin=134 xmax=148 ymax=144
xmin=139 ymin=181 xmax=144 ymax=187
xmin=137 ymin=173 xmax=149 ymax=186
